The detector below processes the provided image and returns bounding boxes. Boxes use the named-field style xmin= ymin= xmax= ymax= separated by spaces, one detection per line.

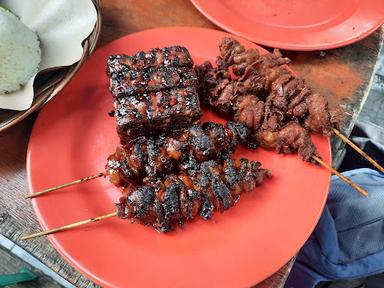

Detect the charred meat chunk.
xmin=106 ymin=121 xmax=253 ymax=186
xmin=115 ymin=158 xmax=271 ymax=232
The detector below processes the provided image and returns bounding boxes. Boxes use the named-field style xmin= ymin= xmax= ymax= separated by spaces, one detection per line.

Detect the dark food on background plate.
xmin=107 ymin=46 xmax=200 ymax=142
xmin=195 ymin=37 xmax=341 ymax=162
xmin=106 ymin=121 xmax=252 ymax=186
xmin=116 ymin=158 xmax=271 ymax=232
xmin=105 ymin=44 xmax=271 ymax=232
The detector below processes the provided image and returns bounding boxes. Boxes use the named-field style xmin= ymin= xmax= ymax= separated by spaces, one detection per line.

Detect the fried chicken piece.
xmin=292 ymin=102 xmax=308 ymax=118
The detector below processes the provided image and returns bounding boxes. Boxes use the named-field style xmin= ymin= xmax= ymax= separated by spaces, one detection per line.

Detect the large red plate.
xmin=27 ymin=27 xmax=331 ymax=287
xmin=191 ymin=0 xmax=384 ymax=50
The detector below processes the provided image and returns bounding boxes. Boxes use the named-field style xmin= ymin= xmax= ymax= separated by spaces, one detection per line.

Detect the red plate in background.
xmin=191 ymin=0 xmax=384 ymax=50
xmin=27 ymin=27 xmax=331 ymax=287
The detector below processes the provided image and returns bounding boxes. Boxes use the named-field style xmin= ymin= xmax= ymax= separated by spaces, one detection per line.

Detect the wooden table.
xmin=0 ymin=1 xmax=382 ymax=287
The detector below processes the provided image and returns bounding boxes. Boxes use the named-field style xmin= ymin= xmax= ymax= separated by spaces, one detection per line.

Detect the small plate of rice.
xmin=0 ymin=0 xmax=101 ymax=131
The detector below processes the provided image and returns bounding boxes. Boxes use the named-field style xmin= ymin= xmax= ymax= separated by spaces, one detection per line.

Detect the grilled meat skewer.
xmin=106 ymin=121 xmax=253 ymax=187
xmin=116 ymin=158 xmax=271 ymax=232
xmin=195 ymin=37 xmax=341 ymax=162
xmin=210 ymin=37 xmax=341 ymax=135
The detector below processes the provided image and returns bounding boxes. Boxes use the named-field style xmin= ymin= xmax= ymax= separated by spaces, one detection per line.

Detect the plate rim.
xmin=27 ymin=26 xmax=332 ymax=287
xmin=190 ymin=0 xmax=384 ymax=51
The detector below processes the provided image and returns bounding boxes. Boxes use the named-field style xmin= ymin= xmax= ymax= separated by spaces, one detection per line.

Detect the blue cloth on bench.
xmin=285 ymin=168 xmax=384 ymax=288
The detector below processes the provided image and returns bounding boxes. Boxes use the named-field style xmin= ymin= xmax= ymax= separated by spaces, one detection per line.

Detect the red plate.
xmin=191 ymin=0 xmax=384 ymax=50
xmin=27 ymin=27 xmax=331 ymax=287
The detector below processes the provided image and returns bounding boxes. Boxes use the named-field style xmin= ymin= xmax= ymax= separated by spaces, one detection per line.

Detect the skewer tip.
xmin=312 ymin=155 xmax=368 ymax=197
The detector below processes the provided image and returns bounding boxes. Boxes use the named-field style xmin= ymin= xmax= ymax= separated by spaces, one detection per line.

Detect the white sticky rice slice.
xmin=0 ymin=7 xmax=41 ymax=94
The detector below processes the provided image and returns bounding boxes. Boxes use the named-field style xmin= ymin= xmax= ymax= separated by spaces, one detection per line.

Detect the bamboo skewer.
xmin=21 ymin=212 xmax=117 ymax=240
xmin=21 ymin=157 xmax=369 ymax=240
xmin=312 ymin=155 xmax=368 ymax=196
xmin=24 ymin=131 xmax=375 ymax=200
xmin=25 ymin=172 xmax=104 ymax=199
xmin=20 ymin=157 xmax=368 ymax=240
xmin=25 ymin=149 xmax=371 ymax=200
xmin=332 ymin=128 xmax=384 ymax=174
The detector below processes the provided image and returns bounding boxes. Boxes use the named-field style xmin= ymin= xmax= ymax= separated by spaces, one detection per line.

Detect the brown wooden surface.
xmin=0 ymin=246 xmax=62 ymax=288
xmin=0 ymin=0 xmax=382 ymax=287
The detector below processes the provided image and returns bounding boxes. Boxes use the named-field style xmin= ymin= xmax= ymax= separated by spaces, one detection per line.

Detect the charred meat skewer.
xmin=22 ymin=157 xmax=272 ymax=238
xmin=106 ymin=121 xmax=253 ymax=187
xmin=116 ymin=158 xmax=271 ymax=232
xmin=195 ymin=37 xmax=341 ymax=162
xmin=108 ymin=45 xmax=201 ymax=143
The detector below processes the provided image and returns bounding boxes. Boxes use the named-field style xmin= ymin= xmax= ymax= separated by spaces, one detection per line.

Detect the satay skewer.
xmin=196 ymin=37 xmax=384 ymax=179
xmin=23 ymin=158 xmax=272 ymax=239
xmin=25 ymin=172 xmax=105 ymax=199
xmin=21 ymin=156 xmax=368 ymax=241
xmin=25 ymin=154 xmax=369 ymax=200
xmin=26 ymin=121 xmax=252 ymax=199
xmin=312 ymin=155 xmax=368 ymax=196
xmin=21 ymin=212 xmax=117 ymax=240
xmin=332 ymin=128 xmax=384 ymax=175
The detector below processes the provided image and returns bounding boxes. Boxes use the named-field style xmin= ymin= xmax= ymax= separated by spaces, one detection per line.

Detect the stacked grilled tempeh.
xmin=107 ymin=46 xmax=201 ymax=144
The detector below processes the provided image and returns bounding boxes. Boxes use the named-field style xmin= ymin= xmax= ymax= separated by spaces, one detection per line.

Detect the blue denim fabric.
xmin=285 ymin=168 xmax=384 ymax=288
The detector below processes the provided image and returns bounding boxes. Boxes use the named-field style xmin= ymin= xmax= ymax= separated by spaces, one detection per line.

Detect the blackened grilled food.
xmin=109 ymin=66 xmax=198 ymax=98
xmin=106 ymin=121 xmax=254 ymax=187
xmin=108 ymin=45 xmax=201 ymax=143
xmin=195 ymin=37 xmax=342 ymax=162
xmin=115 ymin=158 xmax=271 ymax=232
xmin=107 ymin=46 xmax=193 ymax=73
xmin=114 ymin=87 xmax=201 ymax=143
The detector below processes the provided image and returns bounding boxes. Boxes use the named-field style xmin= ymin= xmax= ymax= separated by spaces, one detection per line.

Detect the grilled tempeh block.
xmin=109 ymin=66 xmax=198 ymax=98
xmin=107 ymin=46 xmax=193 ymax=74
xmin=107 ymin=45 xmax=200 ymax=142
xmin=114 ymin=86 xmax=201 ymax=143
